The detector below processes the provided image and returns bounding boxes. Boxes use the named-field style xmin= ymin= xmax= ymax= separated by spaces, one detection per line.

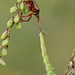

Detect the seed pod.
xmin=2 ymin=48 xmax=7 ymax=57
xmin=24 ymin=6 xmax=30 ymax=14
xmin=17 ymin=3 xmax=20 ymax=8
xmin=42 ymin=50 xmax=48 ymax=56
xmin=10 ymin=6 xmax=17 ymax=14
xmin=44 ymin=56 xmax=50 ymax=65
xmin=1 ymin=60 xmax=6 ymax=66
xmin=46 ymin=64 xmax=52 ymax=72
xmin=7 ymin=19 xmax=13 ymax=28
xmin=1 ymin=32 xmax=7 ymax=40
xmin=2 ymin=39 xmax=8 ymax=47
xmin=16 ymin=22 xmax=22 ymax=30
xmin=20 ymin=1 xmax=24 ymax=11
xmin=47 ymin=70 xmax=55 ymax=75
xmin=14 ymin=14 xmax=20 ymax=23
xmin=17 ymin=0 xmax=22 ymax=3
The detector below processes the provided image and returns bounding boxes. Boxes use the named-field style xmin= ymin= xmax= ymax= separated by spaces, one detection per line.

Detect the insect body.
xmin=21 ymin=0 xmax=44 ymax=32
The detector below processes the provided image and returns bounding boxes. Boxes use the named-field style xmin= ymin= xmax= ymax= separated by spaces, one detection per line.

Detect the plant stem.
xmin=39 ymin=32 xmax=55 ymax=75
xmin=64 ymin=48 xmax=75 ymax=75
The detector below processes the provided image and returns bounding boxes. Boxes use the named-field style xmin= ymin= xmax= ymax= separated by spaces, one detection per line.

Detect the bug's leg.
xmin=39 ymin=19 xmax=44 ymax=23
xmin=21 ymin=13 xmax=33 ymax=22
xmin=24 ymin=2 xmax=30 ymax=6
xmin=37 ymin=19 xmax=42 ymax=32
xmin=29 ymin=1 xmax=33 ymax=6
xmin=21 ymin=15 xmax=32 ymax=22
xmin=21 ymin=13 xmax=33 ymax=17
xmin=23 ymin=1 xmax=33 ymax=7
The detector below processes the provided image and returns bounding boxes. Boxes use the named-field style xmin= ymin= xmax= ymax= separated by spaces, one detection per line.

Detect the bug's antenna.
xmin=39 ymin=19 xmax=44 ymax=23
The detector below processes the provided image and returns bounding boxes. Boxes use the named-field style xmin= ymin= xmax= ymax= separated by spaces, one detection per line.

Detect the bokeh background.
xmin=0 ymin=0 xmax=75 ymax=75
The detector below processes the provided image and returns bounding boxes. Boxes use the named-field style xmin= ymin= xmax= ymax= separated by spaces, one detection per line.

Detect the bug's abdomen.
xmin=28 ymin=1 xmax=40 ymax=19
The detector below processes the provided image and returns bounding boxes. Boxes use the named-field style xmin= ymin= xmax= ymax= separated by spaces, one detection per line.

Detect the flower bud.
xmin=10 ymin=6 xmax=17 ymax=14
xmin=1 ymin=32 xmax=7 ymax=40
xmin=7 ymin=19 xmax=13 ymax=28
xmin=14 ymin=14 xmax=20 ymax=23
xmin=24 ymin=6 xmax=30 ymax=14
xmin=1 ymin=60 xmax=6 ymax=66
xmin=2 ymin=39 xmax=8 ymax=47
xmin=16 ymin=22 xmax=22 ymax=30
xmin=20 ymin=2 xmax=24 ymax=11
xmin=2 ymin=48 xmax=7 ymax=57
xmin=17 ymin=0 xmax=22 ymax=3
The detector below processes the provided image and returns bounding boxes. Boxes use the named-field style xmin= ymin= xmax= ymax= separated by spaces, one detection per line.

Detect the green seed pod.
xmin=20 ymin=2 xmax=24 ymax=11
xmin=1 ymin=32 xmax=7 ymax=40
xmin=17 ymin=0 xmax=22 ymax=3
xmin=40 ymin=32 xmax=55 ymax=75
xmin=47 ymin=70 xmax=55 ymax=75
xmin=7 ymin=19 xmax=13 ymax=28
xmin=1 ymin=60 xmax=6 ymax=66
xmin=42 ymin=50 xmax=48 ymax=57
xmin=2 ymin=39 xmax=8 ymax=47
xmin=16 ymin=22 xmax=22 ymax=30
xmin=24 ymin=6 xmax=30 ymax=14
xmin=10 ymin=6 xmax=17 ymax=14
xmin=17 ymin=3 xmax=20 ymax=8
xmin=2 ymin=48 xmax=7 ymax=57
xmin=44 ymin=56 xmax=50 ymax=65
xmin=14 ymin=14 xmax=20 ymax=23
xmin=46 ymin=64 xmax=52 ymax=72
xmin=0 ymin=60 xmax=1 ymax=64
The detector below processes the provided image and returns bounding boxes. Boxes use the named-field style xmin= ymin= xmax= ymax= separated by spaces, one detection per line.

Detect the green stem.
xmin=39 ymin=32 xmax=55 ymax=75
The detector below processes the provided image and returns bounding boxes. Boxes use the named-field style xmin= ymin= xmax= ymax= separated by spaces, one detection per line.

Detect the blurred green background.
xmin=0 ymin=0 xmax=75 ymax=75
